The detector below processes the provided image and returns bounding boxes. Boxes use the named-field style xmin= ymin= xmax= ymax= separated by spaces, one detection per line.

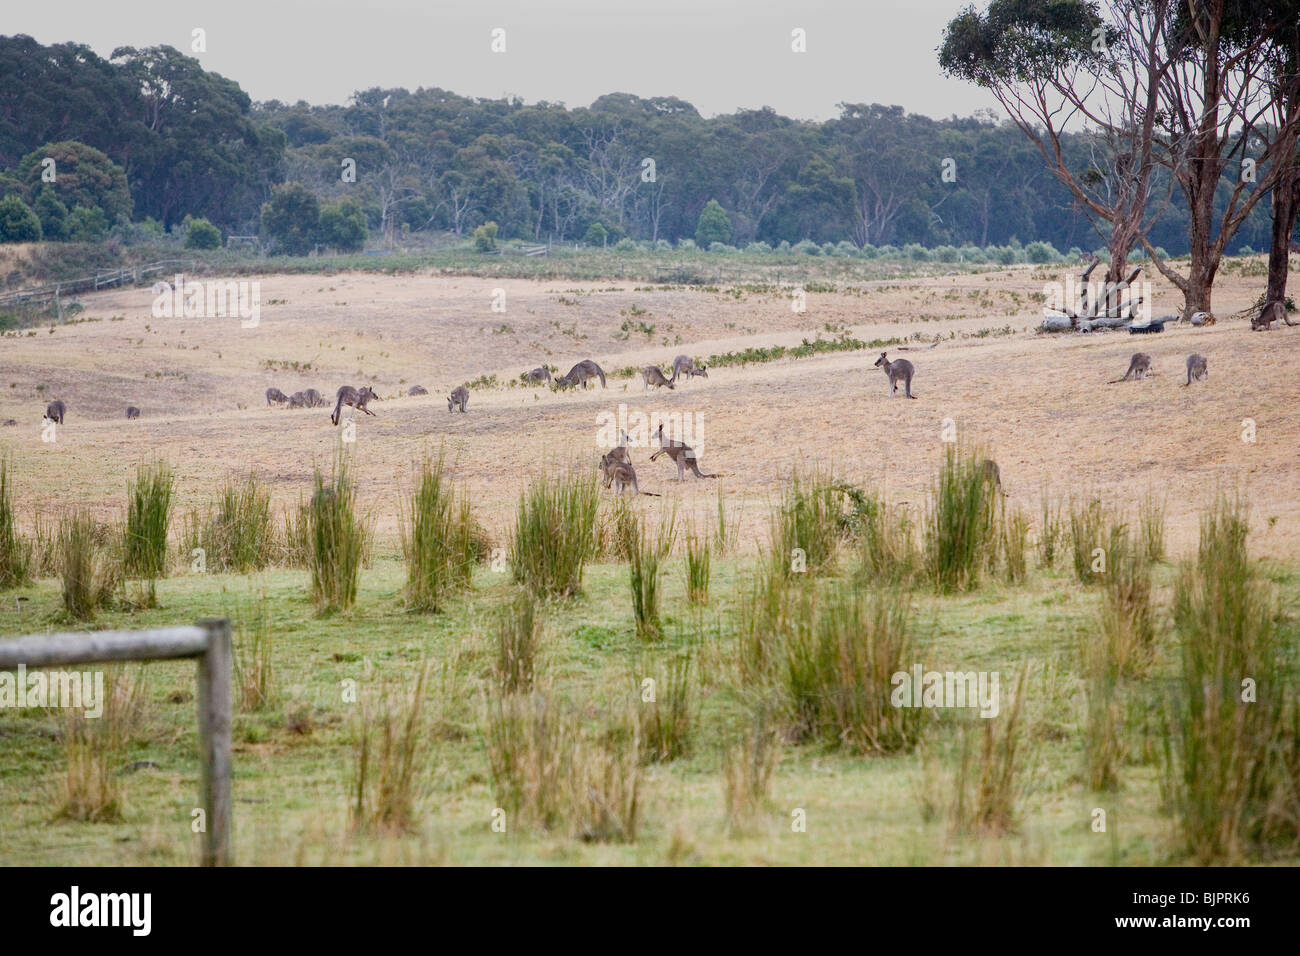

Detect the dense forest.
xmin=0 ymin=33 xmax=1280 ymax=255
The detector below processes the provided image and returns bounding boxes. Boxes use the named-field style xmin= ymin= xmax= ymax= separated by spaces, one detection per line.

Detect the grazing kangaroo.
xmin=288 ymin=391 xmax=308 ymax=408
xmin=555 ymin=360 xmax=607 ymax=390
xmin=1184 ymin=354 xmax=1208 ymax=386
xmin=649 ymin=423 xmax=719 ymax=480
xmin=600 ymin=453 xmax=660 ymax=496
xmin=670 ymin=354 xmax=708 ymax=384
xmin=448 ymin=385 xmax=469 ymax=413
xmin=1251 ymin=299 xmax=1295 ymax=331
xmin=125 ymin=406 xmax=140 ymax=420
xmin=330 ymin=385 xmax=377 ymax=425
xmin=303 ymin=388 xmax=328 ymax=408
xmin=407 ymin=385 xmax=428 ymax=396
xmin=980 ymin=458 xmax=1007 ymax=496
xmin=44 ymin=400 xmax=65 ymax=424
xmin=1109 ymin=353 xmax=1152 ymax=383
xmin=641 ymin=365 xmax=675 ymax=390
xmin=873 ymin=352 xmax=917 ymax=398
xmin=266 ymin=387 xmax=289 ymax=406
xmin=525 ymin=367 xmax=552 ymax=385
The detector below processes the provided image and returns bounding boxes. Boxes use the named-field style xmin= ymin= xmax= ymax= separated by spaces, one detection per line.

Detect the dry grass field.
xmin=0 ymin=258 xmax=1295 ymax=557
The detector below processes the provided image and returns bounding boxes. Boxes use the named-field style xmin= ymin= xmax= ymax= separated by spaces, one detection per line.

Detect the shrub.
xmin=183 ymin=217 xmax=222 ymax=250
xmin=473 ymin=221 xmax=499 ymax=253
xmin=0 ymin=195 xmax=41 ymax=242
xmin=583 ymin=222 xmax=608 ymax=247
xmin=904 ymin=243 xmax=931 ymax=262
xmin=933 ymin=244 xmax=960 ymax=263
xmin=613 ymin=237 xmax=637 ymax=252
xmin=317 ymin=199 xmax=368 ymax=252
xmin=1024 ymin=240 xmax=1060 ymax=264
xmin=744 ymin=241 xmax=772 ymax=254
xmin=792 ymin=239 xmax=820 ymax=255
xmin=694 ymin=199 xmax=732 ymax=246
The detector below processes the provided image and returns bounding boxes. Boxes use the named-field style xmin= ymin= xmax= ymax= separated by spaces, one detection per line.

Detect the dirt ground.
xmin=1 ymin=260 xmax=1296 ymax=559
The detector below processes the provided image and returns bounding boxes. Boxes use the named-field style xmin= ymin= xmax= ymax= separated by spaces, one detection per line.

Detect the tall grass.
xmin=638 ymin=654 xmax=695 ymax=763
xmin=351 ymin=666 xmax=431 ymax=834
xmin=1068 ymin=496 xmax=1106 ymax=585
xmin=849 ymin=490 xmax=921 ymax=586
xmin=684 ymin=529 xmax=710 ymax=605
xmin=723 ymin=703 xmax=780 ymax=834
xmin=778 ymin=583 xmax=921 ymax=753
xmin=402 ymin=453 xmax=479 ymax=612
xmin=183 ymin=474 xmax=274 ymax=573
xmin=510 ymin=469 xmax=600 ymax=598
xmin=925 ymin=446 xmax=998 ymax=593
xmin=1037 ymin=488 xmax=1063 ymax=569
xmin=714 ymin=484 xmax=735 ymax=554
xmin=771 ymin=467 xmax=844 ymax=577
xmin=1161 ymin=496 xmax=1300 ymax=860
xmin=58 ymin=510 xmax=121 ymax=621
xmin=494 ymin=590 xmax=542 ymax=694
xmin=999 ymin=506 xmax=1031 ymax=585
xmin=234 ymin=600 xmax=275 ymax=712
xmin=0 ymin=456 xmax=30 ymax=588
xmin=630 ymin=511 xmax=675 ymax=642
xmin=123 ymin=459 xmax=173 ymax=605
xmin=310 ymin=456 xmax=367 ymax=614
xmin=949 ymin=670 xmax=1028 ymax=835
xmin=57 ymin=667 xmax=148 ymax=822
xmin=1139 ymin=491 xmax=1166 ymax=563
xmin=1097 ymin=525 xmax=1156 ymax=678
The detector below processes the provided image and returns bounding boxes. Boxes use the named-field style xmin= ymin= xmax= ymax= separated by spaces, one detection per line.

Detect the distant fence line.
xmin=0 ymin=619 xmax=233 ymax=866
xmin=0 ymin=259 xmax=195 ymax=311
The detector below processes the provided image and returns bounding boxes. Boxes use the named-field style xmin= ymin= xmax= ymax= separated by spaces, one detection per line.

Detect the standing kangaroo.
xmin=874 ymin=352 xmax=916 ymax=398
xmin=670 ymin=355 xmax=708 ymax=384
xmin=448 ymin=385 xmax=469 ymax=413
xmin=1109 ymin=352 xmax=1152 ymax=383
xmin=44 ymin=400 xmax=65 ymax=424
xmin=649 ymin=423 xmax=719 ymax=480
xmin=600 ymin=453 xmax=660 ymax=496
xmin=1183 ymin=354 xmax=1208 ymax=386
xmin=331 ymin=385 xmax=377 ymax=425
xmin=641 ymin=365 xmax=675 ymax=390
xmin=555 ymin=360 xmax=607 ymax=390
xmin=266 ymin=387 xmax=289 ymax=406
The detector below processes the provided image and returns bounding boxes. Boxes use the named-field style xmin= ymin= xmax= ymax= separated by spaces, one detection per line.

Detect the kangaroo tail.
xmin=331 ymin=396 xmax=343 ymax=425
xmin=598 ymin=370 xmax=607 ymax=387
xmin=639 ymin=491 xmax=662 ymax=497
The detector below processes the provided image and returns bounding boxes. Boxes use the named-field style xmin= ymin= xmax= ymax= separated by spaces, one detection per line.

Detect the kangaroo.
xmin=125 ymin=406 xmax=140 ymax=420
xmin=649 ymin=423 xmax=719 ymax=480
xmin=555 ymin=360 xmax=607 ymax=390
xmin=407 ymin=385 xmax=428 ymax=396
xmin=1183 ymin=354 xmax=1208 ymax=386
xmin=448 ymin=385 xmax=469 ymax=413
xmin=44 ymin=400 xmax=65 ymax=425
xmin=525 ymin=367 xmax=552 ymax=386
xmin=266 ymin=387 xmax=289 ymax=406
xmin=288 ymin=391 xmax=308 ymax=408
xmin=670 ymin=354 xmax=708 ymax=384
xmin=980 ymin=458 xmax=1007 ymax=496
xmin=600 ymin=453 xmax=661 ymax=496
xmin=641 ymin=365 xmax=675 ymax=390
xmin=1109 ymin=353 xmax=1152 ymax=383
xmin=303 ymin=388 xmax=328 ymax=408
xmin=330 ymin=385 xmax=377 ymax=425
xmin=873 ymin=352 xmax=917 ymax=398
xmin=1251 ymin=299 xmax=1295 ymax=331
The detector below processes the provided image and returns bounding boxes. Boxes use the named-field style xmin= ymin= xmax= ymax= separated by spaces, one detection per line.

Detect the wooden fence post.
xmin=197 ymin=618 xmax=233 ymax=866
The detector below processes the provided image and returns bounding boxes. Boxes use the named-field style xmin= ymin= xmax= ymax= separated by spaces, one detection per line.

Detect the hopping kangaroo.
xmin=670 ymin=354 xmax=708 ymax=384
xmin=649 ymin=423 xmax=719 ymax=480
xmin=448 ymin=385 xmax=469 ymax=413
xmin=266 ymin=387 xmax=289 ymax=406
xmin=600 ymin=453 xmax=660 ymax=496
xmin=874 ymin=352 xmax=916 ymax=398
xmin=641 ymin=365 xmax=675 ymax=390
xmin=330 ymin=385 xmax=377 ymax=425
xmin=44 ymin=400 xmax=65 ymax=424
xmin=1183 ymin=354 xmax=1208 ymax=386
xmin=555 ymin=360 xmax=607 ymax=390
xmin=1109 ymin=353 xmax=1152 ymax=383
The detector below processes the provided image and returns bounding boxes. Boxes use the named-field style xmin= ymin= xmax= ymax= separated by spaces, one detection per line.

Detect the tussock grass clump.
xmin=183 ymin=474 xmax=274 ymax=573
xmin=310 ymin=458 xmax=367 ymax=614
xmin=58 ymin=510 xmax=121 ymax=621
xmin=1098 ymin=526 xmax=1156 ymax=677
xmin=714 ymin=484 xmax=735 ymax=554
xmin=402 ymin=453 xmax=479 ymax=612
xmin=1162 ymin=496 xmax=1300 ymax=861
xmin=723 ymin=704 xmax=780 ymax=834
xmin=999 ymin=506 xmax=1031 ymax=585
xmin=778 ymin=583 xmax=921 ymax=754
xmin=630 ymin=511 xmax=675 ymax=642
xmin=599 ymin=495 xmax=641 ymax=563
xmin=848 ymin=491 xmax=921 ymax=586
xmin=0 ymin=456 xmax=30 ymax=588
xmin=684 ymin=530 xmax=710 ymax=605
xmin=949 ymin=670 xmax=1028 ymax=835
xmin=485 ymin=689 xmax=641 ymax=842
xmin=57 ymin=667 xmax=148 ymax=823
xmin=494 ymin=590 xmax=542 ymax=694
xmin=1139 ymin=491 xmax=1166 ymax=563
xmin=510 ymin=470 xmax=600 ymax=598
xmin=1037 ymin=489 xmax=1063 ymax=569
xmin=279 ymin=499 xmax=312 ymax=569
xmin=638 ymin=653 xmax=696 ymax=763
xmin=925 ymin=446 xmax=998 ymax=593
xmin=27 ymin=510 xmax=60 ymax=579
xmin=351 ymin=666 xmax=431 ymax=834
xmin=1068 ymin=496 xmax=1107 ymax=585
xmin=123 ymin=459 xmax=173 ymax=605
xmin=234 ymin=601 xmax=275 ymax=712
xmin=771 ymin=467 xmax=845 ymax=577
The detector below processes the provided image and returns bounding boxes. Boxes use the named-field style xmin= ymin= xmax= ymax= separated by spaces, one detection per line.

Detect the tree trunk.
xmin=1265 ymin=164 xmax=1299 ymax=308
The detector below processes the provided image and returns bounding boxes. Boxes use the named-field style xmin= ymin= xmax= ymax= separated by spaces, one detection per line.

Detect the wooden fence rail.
xmin=0 ymin=259 xmax=194 ymax=310
xmin=0 ymin=618 xmax=232 ymax=865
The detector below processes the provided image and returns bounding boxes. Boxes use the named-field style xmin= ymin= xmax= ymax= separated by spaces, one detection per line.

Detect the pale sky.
xmin=6 ymin=0 xmax=1003 ymax=120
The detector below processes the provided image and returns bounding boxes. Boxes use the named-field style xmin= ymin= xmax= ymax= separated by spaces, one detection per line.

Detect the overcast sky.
xmin=8 ymin=0 xmax=1003 ymax=121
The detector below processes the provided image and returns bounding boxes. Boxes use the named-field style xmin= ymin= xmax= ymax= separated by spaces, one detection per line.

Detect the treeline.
xmin=0 ymin=33 xmax=1277 ymax=254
